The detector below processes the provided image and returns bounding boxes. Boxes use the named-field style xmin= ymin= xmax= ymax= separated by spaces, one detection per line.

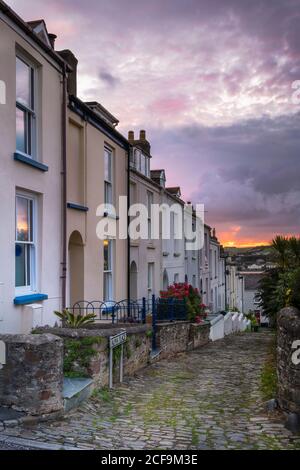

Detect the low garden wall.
xmin=0 ymin=333 xmax=64 ymax=416
xmin=156 ymin=321 xmax=210 ymax=359
xmin=208 ymin=314 xmax=224 ymax=341
xmin=34 ymin=324 xmax=152 ymax=388
xmin=277 ymin=307 xmax=300 ymax=416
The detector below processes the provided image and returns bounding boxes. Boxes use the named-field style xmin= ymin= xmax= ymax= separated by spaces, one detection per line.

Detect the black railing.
xmin=70 ymin=299 xmax=148 ymax=324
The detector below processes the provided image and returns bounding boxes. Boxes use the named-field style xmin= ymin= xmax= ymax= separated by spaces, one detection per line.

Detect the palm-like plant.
xmin=271 ymin=235 xmax=289 ymax=270
xmin=54 ymin=309 xmax=96 ymax=328
xmin=288 ymin=236 xmax=300 ymax=267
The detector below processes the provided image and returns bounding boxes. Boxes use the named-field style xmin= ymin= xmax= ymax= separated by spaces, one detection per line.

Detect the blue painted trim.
xmin=67 ymin=203 xmax=89 ymax=212
xmin=14 ymin=152 xmax=49 ymax=172
xmin=14 ymin=294 xmax=48 ymax=305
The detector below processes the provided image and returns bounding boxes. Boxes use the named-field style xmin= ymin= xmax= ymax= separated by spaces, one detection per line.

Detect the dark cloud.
xmin=149 ymin=112 xmax=300 ymax=241
xmin=99 ymin=70 xmax=120 ymax=88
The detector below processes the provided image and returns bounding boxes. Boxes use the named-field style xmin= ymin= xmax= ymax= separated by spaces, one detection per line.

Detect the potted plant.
xmin=251 ymin=317 xmax=259 ymax=332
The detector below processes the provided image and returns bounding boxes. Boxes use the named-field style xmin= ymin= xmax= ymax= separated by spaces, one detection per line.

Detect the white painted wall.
xmin=0 ymin=14 xmax=63 ymax=333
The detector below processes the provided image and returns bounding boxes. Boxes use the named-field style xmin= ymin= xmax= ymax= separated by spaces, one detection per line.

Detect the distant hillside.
xmin=224 ymin=245 xmax=272 ymax=256
xmin=224 ymin=245 xmax=276 ymax=271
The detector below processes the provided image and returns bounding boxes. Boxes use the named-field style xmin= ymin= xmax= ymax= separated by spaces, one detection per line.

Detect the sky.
xmin=9 ymin=0 xmax=300 ymax=247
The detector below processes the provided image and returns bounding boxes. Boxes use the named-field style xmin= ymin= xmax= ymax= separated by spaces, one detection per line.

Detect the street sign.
xmin=109 ymin=329 xmax=127 ymax=389
xmin=109 ymin=330 xmax=127 ymax=349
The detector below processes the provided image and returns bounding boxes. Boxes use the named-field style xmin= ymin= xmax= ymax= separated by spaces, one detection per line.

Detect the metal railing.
xmin=70 ymin=299 xmax=148 ymax=324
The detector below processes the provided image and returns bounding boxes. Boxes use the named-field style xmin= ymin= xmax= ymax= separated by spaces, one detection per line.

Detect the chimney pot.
xmin=128 ymin=130 xmax=134 ymax=141
xmin=140 ymin=130 xmax=146 ymax=141
xmin=48 ymin=33 xmax=57 ymax=49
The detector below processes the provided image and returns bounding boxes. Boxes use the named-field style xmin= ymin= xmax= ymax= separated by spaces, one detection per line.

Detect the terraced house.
xmin=62 ymin=50 xmax=129 ymax=308
xmin=0 ymin=2 xmax=67 ymax=333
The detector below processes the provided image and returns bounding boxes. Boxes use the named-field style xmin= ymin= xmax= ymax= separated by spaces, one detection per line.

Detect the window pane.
xmin=16 ymin=107 xmax=26 ymax=153
xmin=16 ymin=196 xmax=30 ymax=241
xmin=103 ymin=272 xmax=112 ymax=301
xmin=15 ymin=243 xmax=26 ymax=287
xmin=105 ymin=182 xmax=113 ymax=205
xmin=103 ymin=240 xmax=111 ymax=271
xmin=16 ymin=57 xmax=31 ymax=108
xmin=104 ymin=149 xmax=112 ymax=182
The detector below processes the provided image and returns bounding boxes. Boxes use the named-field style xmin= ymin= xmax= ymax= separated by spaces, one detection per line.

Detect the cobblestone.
xmin=1 ymin=330 xmax=300 ymax=450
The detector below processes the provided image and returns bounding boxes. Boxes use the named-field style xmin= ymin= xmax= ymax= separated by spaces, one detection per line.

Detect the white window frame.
xmin=147 ymin=191 xmax=153 ymax=240
xmin=103 ymin=239 xmax=114 ymax=301
xmin=147 ymin=262 xmax=154 ymax=300
xmin=16 ymin=54 xmax=37 ymax=159
xmin=104 ymin=146 xmax=114 ymax=211
xmin=15 ymin=192 xmax=37 ymax=295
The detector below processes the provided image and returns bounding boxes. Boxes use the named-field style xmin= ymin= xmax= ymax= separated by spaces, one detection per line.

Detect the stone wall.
xmin=0 ymin=334 xmax=63 ymax=416
xmin=277 ymin=307 xmax=300 ymax=415
xmin=156 ymin=321 xmax=210 ymax=359
xmin=35 ymin=324 xmax=152 ymax=387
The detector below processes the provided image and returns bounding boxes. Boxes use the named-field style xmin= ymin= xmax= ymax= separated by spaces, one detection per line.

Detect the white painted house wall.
xmin=0 ymin=12 xmax=63 ymax=333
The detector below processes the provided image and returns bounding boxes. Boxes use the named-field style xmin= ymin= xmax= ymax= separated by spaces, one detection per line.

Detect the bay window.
xmin=15 ymin=194 xmax=36 ymax=293
xmin=16 ymin=56 xmax=36 ymax=158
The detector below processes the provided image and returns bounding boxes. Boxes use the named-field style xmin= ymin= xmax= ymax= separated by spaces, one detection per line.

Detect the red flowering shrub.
xmin=160 ymin=282 xmax=207 ymax=322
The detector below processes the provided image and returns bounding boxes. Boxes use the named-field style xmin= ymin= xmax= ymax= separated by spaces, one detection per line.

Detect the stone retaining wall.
xmin=34 ymin=324 xmax=152 ymax=387
xmin=0 ymin=334 xmax=63 ymax=416
xmin=277 ymin=307 xmax=300 ymax=415
xmin=156 ymin=321 xmax=210 ymax=359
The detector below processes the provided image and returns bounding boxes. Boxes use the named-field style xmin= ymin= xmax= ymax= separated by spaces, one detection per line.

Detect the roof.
xmin=85 ymin=101 xmax=119 ymax=128
xmin=242 ymin=272 xmax=265 ymax=290
xmin=166 ymin=186 xmax=181 ymax=197
xmin=151 ymin=169 xmax=165 ymax=177
xmin=0 ymin=1 xmax=70 ymax=70
xmin=69 ymin=95 xmax=129 ymax=150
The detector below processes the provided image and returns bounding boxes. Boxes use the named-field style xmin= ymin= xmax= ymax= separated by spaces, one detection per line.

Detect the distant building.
xmin=241 ymin=272 xmax=267 ymax=323
xmin=226 ymin=264 xmax=244 ymax=312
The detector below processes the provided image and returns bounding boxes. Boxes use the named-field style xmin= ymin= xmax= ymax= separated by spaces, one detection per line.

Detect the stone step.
xmin=63 ymin=377 xmax=94 ymax=413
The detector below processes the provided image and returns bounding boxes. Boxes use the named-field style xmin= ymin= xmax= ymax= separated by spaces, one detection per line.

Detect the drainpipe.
xmin=61 ymin=63 xmax=67 ymax=309
xmin=127 ymin=146 xmax=131 ymax=301
xmin=224 ymin=255 xmax=227 ymax=310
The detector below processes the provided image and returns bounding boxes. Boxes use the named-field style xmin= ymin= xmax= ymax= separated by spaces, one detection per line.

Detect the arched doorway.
xmin=68 ymin=231 xmax=84 ymax=307
xmin=130 ymin=261 xmax=138 ymax=300
xmin=163 ymin=269 xmax=169 ymax=291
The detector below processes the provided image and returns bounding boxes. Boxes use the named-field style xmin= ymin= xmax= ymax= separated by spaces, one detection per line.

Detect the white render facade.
xmin=0 ymin=7 xmax=64 ymax=333
xmin=226 ymin=264 xmax=244 ymax=313
xmin=129 ymin=131 xmax=162 ymax=302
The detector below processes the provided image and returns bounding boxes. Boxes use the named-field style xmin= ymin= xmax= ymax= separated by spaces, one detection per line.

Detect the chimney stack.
xmin=128 ymin=131 xmax=134 ymax=142
xmin=57 ymin=49 xmax=78 ymax=96
xmin=140 ymin=130 xmax=146 ymax=141
xmin=48 ymin=33 xmax=57 ymax=49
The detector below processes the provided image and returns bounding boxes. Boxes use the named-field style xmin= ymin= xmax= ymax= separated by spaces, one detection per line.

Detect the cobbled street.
xmin=1 ymin=330 xmax=300 ymax=450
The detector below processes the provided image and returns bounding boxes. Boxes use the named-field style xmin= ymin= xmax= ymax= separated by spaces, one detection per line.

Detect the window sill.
xmin=67 ymin=202 xmax=89 ymax=212
xmin=14 ymin=293 xmax=48 ymax=305
xmin=14 ymin=152 xmax=49 ymax=172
